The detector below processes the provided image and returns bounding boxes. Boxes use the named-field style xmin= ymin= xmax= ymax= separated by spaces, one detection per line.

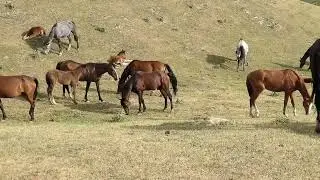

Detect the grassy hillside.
xmin=0 ymin=0 xmax=320 ymax=179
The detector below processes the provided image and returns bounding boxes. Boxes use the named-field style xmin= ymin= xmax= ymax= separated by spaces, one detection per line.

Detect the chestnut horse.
xmin=44 ymin=20 xmax=79 ymax=56
xmin=46 ymin=67 xmax=83 ymax=105
xmin=0 ymin=75 xmax=38 ymax=120
xmin=120 ymin=71 xmax=174 ymax=115
xmin=22 ymin=26 xmax=46 ymax=40
xmin=117 ymin=60 xmax=178 ymax=95
xmin=56 ymin=60 xmax=118 ymax=102
xmin=246 ymin=69 xmax=312 ymax=117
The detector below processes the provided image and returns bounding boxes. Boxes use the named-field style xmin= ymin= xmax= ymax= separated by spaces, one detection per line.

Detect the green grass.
xmin=0 ymin=0 xmax=320 ymax=179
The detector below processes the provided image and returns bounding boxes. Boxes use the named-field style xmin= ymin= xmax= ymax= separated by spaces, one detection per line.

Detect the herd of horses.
xmin=2 ymin=20 xmax=320 ymax=133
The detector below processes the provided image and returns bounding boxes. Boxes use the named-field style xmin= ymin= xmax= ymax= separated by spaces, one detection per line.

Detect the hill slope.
xmin=0 ymin=0 xmax=320 ymax=179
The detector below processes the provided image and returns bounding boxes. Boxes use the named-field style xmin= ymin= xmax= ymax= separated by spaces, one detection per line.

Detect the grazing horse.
xmin=0 ymin=75 xmax=38 ymax=120
xmin=235 ymin=38 xmax=249 ymax=71
xmin=311 ymin=52 xmax=320 ymax=133
xmin=44 ymin=20 xmax=79 ymax=56
xmin=299 ymin=39 xmax=320 ymax=133
xmin=22 ymin=26 xmax=46 ymax=40
xmin=120 ymin=71 xmax=176 ymax=115
xmin=117 ymin=60 xmax=178 ymax=95
xmin=56 ymin=60 xmax=118 ymax=102
xmin=46 ymin=67 xmax=83 ymax=105
xmin=246 ymin=69 xmax=312 ymax=117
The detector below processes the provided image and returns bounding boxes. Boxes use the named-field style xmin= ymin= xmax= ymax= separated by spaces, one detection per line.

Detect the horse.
xmin=246 ymin=69 xmax=312 ymax=117
xmin=44 ymin=20 xmax=79 ymax=56
xmin=235 ymin=38 xmax=249 ymax=71
xmin=120 ymin=71 xmax=175 ymax=115
xmin=56 ymin=60 xmax=118 ymax=102
xmin=22 ymin=26 xmax=46 ymax=40
xmin=107 ymin=49 xmax=127 ymax=66
xmin=46 ymin=67 xmax=83 ymax=105
xmin=311 ymin=52 xmax=320 ymax=133
xmin=117 ymin=60 xmax=178 ymax=95
xmin=0 ymin=75 xmax=38 ymax=120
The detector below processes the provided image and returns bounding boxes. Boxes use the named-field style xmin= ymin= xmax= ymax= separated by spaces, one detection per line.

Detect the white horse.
xmin=235 ymin=39 xmax=249 ymax=71
xmin=44 ymin=20 xmax=79 ymax=56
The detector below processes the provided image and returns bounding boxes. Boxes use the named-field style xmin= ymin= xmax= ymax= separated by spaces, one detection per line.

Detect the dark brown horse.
xmin=22 ymin=26 xmax=46 ymax=40
xmin=0 ymin=75 xmax=38 ymax=120
xmin=246 ymin=69 xmax=312 ymax=117
xmin=46 ymin=67 xmax=83 ymax=104
xmin=117 ymin=60 xmax=178 ymax=95
xmin=120 ymin=71 xmax=175 ymax=115
xmin=300 ymin=39 xmax=320 ymax=133
xmin=56 ymin=60 xmax=118 ymax=102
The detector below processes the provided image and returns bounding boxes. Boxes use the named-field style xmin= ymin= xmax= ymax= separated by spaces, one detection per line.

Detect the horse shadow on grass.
xmin=273 ymin=62 xmax=309 ymax=72
xmin=66 ymin=102 xmax=122 ymax=114
xmin=254 ymin=119 xmax=319 ymax=137
xmin=301 ymin=0 xmax=320 ymax=6
xmin=206 ymin=54 xmax=235 ymax=70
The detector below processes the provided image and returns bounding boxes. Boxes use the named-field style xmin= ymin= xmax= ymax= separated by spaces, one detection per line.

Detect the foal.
xmin=246 ymin=69 xmax=312 ymax=117
xmin=235 ymin=38 xmax=249 ymax=71
xmin=120 ymin=71 xmax=175 ymax=115
xmin=22 ymin=26 xmax=46 ymax=40
xmin=44 ymin=20 xmax=79 ymax=56
xmin=0 ymin=75 xmax=38 ymax=120
xmin=56 ymin=60 xmax=118 ymax=102
xmin=46 ymin=67 xmax=83 ymax=104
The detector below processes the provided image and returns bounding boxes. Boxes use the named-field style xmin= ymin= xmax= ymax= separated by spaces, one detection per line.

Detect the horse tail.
xmin=165 ymin=64 xmax=178 ymax=95
xmin=33 ymin=78 xmax=39 ymax=101
xmin=117 ymin=63 xmax=133 ymax=93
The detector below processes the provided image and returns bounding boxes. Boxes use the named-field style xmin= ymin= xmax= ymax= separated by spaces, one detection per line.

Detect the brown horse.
xmin=117 ymin=60 xmax=178 ymax=95
xmin=56 ymin=60 xmax=118 ymax=102
xmin=22 ymin=26 xmax=46 ymax=40
xmin=46 ymin=67 xmax=83 ymax=105
xmin=0 ymin=75 xmax=38 ymax=120
xmin=120 ymin=71 xmax=175 ymax=115
xmin=246 ymin=69 xmax=312 ymax=117
xmin=107 ymin=49 xmax=127 ymax=66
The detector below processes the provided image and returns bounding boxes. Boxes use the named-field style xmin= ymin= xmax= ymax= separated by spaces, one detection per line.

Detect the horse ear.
xmin=303 ymin=78 xmax=313 ymax=83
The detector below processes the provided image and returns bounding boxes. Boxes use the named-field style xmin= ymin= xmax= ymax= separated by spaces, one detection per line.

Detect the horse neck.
xmin=95 ymin=63 xmax=111 ymax=76
xmin=298 ymin=80 xmax=310 ymax=100
xmin=301 ymin=48 xmax=310 ymax=61
xmin=121 ymin=77 xmax=134 ymax=100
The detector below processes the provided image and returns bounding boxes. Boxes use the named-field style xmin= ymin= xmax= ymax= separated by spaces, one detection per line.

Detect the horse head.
xmin=120 ymin=98 xmax=130 ymax=115
xmin=107 ymin=64 xmax=119 ymax=81
xmin=299 ymin=57 xmax=306 ymax=68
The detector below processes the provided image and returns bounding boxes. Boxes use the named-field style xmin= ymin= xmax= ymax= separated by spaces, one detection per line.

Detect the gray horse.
xmin=44 ymin=20 xmax=79 ymax=56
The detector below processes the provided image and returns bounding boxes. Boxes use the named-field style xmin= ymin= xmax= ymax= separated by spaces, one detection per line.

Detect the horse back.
xmin=130 ymin=60 xmax=165 ymax=72
xmin=0 ymin=75 xmax=36 ymax=98
xmin=57 ymin=60 xmax=82 ymax=71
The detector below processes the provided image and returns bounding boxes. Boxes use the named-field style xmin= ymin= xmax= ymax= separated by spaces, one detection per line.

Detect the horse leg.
xmin=250 ymin=88 xmax=263 ymax=117
xmin=71 ymin=83 xmax=77 ymax=104
xmin=84 ymin=81 xmax=91 ymax=102
xmin=62 ymin=85 xmax=69 ymax=98
xmin=67 ymin=85 xmax=73 ymax=99
xmin=138 ymin=91 xmax=143 ymax=113
xmin=95 ymin=81 xmax=104 ymax=102
xmin=316 ymin=112 xmax=320 ymax=133
xmin=47 ymin=84 xmax=57 ymax=105
xmin=67 ymin=35 xmax=72 ymax=51
xmin=283 ymin=92 xmax=289 ymax=117
xmin=242 ymin=59 xmax=245 ymax=71
xmin=57 ymin=38 xmax=63 ymax=56
xmin=44 ymin=39 xmax=52 ymax=54
xmin=0 ymin=99 xmax=7 ymax=120
xmin=237 ymin=59 xmax=240 ymax=72
xmin=160 ymin=89 xmax=168 ymax=111
xmin=141 ymin=92 xmax=146 ymax=112
xmin=25 ymin=94 xmax=35 ymax=121
xmin=289 ymin=94 xmax=296 ymax=116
